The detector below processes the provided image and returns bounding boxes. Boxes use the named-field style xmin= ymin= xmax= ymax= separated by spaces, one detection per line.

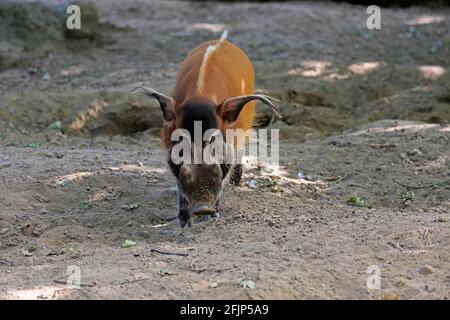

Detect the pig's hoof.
xmin=230 ymin=165 xmax=243 ymax=186
xmin=180 ymin=217 xmax=194 ymax=228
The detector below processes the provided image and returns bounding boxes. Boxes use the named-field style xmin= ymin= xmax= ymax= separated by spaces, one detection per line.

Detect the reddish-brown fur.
xmin=162 ymin=39 xmax=256 ymax=146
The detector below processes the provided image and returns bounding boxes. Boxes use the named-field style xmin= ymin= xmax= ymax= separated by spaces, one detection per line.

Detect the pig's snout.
xmin=178 ymin=199 xmax=221 ymax=228
xmin=191 ymin=204 xmax=216 ymax=216
xmin=176 ymin=163 xmax=224 ymax=227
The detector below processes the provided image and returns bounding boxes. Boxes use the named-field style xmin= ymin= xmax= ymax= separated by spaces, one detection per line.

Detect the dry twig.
xmin=53 ymin=279 xmax=96 ymax=287
xmin=150 ymin=248 xmax=189 ymax=257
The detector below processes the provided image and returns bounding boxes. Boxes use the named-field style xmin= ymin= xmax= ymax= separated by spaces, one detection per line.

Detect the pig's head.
xmin=133 ymin=86 xmax=281 ymax=227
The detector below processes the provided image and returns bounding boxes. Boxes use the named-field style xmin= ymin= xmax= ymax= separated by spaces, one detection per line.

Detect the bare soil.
xmin=0 ymin=0 xmax=449 ymax=299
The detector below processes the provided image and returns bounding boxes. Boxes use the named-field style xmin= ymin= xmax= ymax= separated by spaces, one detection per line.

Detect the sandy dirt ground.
xmin=0 ymin=0 xmax=449 ymax=299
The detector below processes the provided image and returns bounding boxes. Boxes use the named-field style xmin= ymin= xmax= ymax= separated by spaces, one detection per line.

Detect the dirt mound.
xmin=0 ymin=1 xmax=62 ymax=70
xmin=0 ymin=89 xmax=164 ymax=139
xmin=0 ymin=0 xmax=99 ymax=71
xmin=264 ymin=65 xmax=450 ymax=142
xmin=0 ymin=1 xmax=63 ymax=46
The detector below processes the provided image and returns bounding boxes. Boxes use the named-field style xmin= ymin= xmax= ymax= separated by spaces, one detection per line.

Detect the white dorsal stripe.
xmin=220 ymin=30 xmax=228 ymax=41
xmin=196 ymin=30 xmax=228 ymax=94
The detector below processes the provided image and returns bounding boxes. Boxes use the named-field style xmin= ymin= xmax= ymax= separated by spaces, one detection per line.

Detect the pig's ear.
xmin=132 ymin=86 xmax=176 ymax=123
xmin=218 ymin=94 xmax=282 ymax=123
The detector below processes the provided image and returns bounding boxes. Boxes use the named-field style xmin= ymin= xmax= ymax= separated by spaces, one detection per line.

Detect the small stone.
xmin=419 ymin=265 xmax=434 ymax=275
xmin=21 ymin=248 xmax=33 ymax=257
xmin=0 ymin=162 xmax=12 ymax=169
xmin=209 ymin=282 xmax=218 ymax=288
xmin=60 ymin=65 xmax=83 ymax=77
xmin=407 ymin=148 xmax=423 ymax=157
xmin=42 ymin=72 xmax=51 ymax=81
xmin=121 ymin=203 xmax=139 ymax=211
xmin=32 ymin=225 xmax=46 ymax=236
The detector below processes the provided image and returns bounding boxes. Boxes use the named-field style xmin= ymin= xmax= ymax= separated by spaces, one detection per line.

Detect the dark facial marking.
xmin=180 ymin=100 xmax=218 ymax=138
xmin=168 ymin=100 xmax=218 ymax=177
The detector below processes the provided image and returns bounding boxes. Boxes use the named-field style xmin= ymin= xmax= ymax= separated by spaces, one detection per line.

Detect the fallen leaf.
xmin=48 ymin=121 xmax=63 ymax=131
xmin=347 ymin=195 xmax=366 ymax=207
xmin=235 ymin=276 xmax=255 ymax=289
xmin=123 ymin=239 xmax=136 ymax=248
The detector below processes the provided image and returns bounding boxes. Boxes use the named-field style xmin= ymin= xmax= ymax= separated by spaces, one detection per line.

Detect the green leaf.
xmin=80 ymin=202 xmax=93 ymax=212
xmin=48 ymin=121 xmax=63 ymax=131
xmin=347 ymin=195 xmax=366 ymax=207
xmin=249 ymin=178 xmax=278 ymax=189
xmin=122 ymin=239 xmax=136 ymax=248
xmin=235 ymin=276 xmax=255 ymax=289
xmin=158 ymin=268 xmax=174 ymax=276
xmin=399 ymin=189 xmax=414 ymax=203
xmin=24 ymin=143 xmax=40 ymax=148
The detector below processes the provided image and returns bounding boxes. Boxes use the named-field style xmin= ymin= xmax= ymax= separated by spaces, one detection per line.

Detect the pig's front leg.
xmin=178 ymin=190 xmax=193 ymax=228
